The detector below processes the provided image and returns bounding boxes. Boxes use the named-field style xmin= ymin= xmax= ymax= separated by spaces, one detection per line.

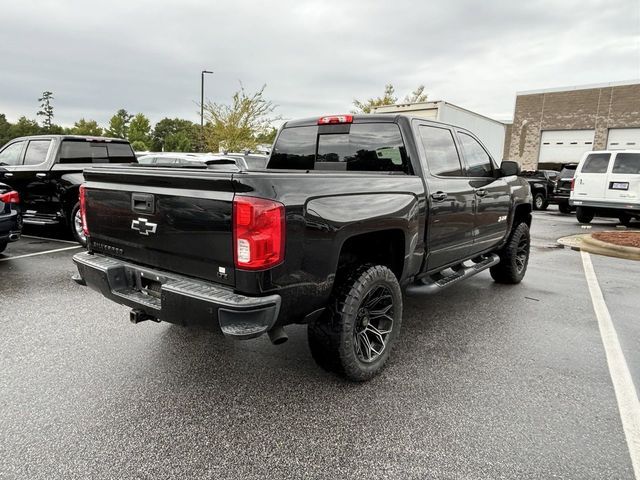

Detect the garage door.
xmin=538 ymin=130 xmax=595 ymax=164
xmin=607 ymin=128 xmax=640 ymax=150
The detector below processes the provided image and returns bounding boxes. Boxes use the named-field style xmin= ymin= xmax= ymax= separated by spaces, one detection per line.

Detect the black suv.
xmin=520 ymin=170 xmax=559 ymax=210
xmin=550 ymin=163 xmax=578 ymax=213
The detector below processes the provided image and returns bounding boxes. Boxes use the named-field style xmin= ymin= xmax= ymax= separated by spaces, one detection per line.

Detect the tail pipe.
xmin=268 ymin=326 xmax=288 ymax=345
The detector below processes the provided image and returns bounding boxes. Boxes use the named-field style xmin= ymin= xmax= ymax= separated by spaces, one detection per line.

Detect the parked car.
xmin=550 ymin=163 xmax=578 ymax=213
xmin=519 ymin=169 xmax=559 ymax=210
xmin=0 ymin=135 xmax=137 ymax=245
xmin=222 ymin=153 xmax=269 ymax=169
xmin=72 ymin=114 xmax=532 ymax=381
xmin=138 ymin=153 xmax=249 ymax=170
xmin=0 ymin=182 xmax=22 ymax=253
xmin=570 ymin=150 xmax=640 ymax=225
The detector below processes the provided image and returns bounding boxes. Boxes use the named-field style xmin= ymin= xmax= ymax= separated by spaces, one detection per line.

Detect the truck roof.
xmin=8 ymin=134 xmax=130 ymax=143
xmin=283 ymin=113 xmax=470 ymax=130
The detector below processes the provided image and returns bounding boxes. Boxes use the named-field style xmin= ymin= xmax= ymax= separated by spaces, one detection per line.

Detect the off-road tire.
xmin=533 ymin=193 xmax=548 ymax=211
xmin=576 ymin=206 xmax=594 ymax=224
xmin=558 ymin=202 xmax=571 ymax=214
xmin=307 ymin=264 xmax=402 ymax=382
xmin=68 ymin=202 xmax=87 ymax=247
xmin=490 ymin=222 xmax=530 ymax=284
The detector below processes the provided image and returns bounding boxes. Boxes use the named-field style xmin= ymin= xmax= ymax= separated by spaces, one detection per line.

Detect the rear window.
xmin=59 ymin=140 xmax=137 ymax=164
xmin=559 ymin=165 xmax=577 ymax=178
xmin=612 ymin=153 xmax=640 ymax=174
xmin=269 ymin=123 xmax=409 ymax=173
xmin=581 ymin=153 xmax=611 ymax=173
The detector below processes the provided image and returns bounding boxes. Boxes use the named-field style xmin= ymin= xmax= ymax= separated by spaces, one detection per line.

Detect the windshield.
xmin=558 ymin=165 xmax=577 ymax=178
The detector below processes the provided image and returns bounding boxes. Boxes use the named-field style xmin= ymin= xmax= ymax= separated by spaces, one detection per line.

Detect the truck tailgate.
xmin=83 ymin=166 xmax=236 ymax=286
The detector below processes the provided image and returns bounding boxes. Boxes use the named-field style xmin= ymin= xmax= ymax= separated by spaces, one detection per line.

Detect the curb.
xmin=582 ymin=234 xmax=640 ymax=260
xmin=558 ymin=232 xmax=640 ymax=261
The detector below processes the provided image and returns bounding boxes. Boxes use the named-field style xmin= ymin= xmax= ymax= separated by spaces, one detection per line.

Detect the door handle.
xmin=3 ymin=172 xmax=13 ymax=178
xmin=36 ymin=172 xmax=48 ymax=179
xmin=430 ymin=192 xmax=447 ymax=202
xmin=475 ymin=189 xmax=487 ymax=197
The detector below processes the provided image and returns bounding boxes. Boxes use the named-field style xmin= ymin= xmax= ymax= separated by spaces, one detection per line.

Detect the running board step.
xmin=405 ymin=254 xmax=500 ymax=296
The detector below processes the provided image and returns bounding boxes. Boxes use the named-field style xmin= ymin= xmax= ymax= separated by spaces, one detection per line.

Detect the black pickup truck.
xmin=0 ymin=135 xmax=137 ymax=245
xmin=73 ymin=114 xmax=532 ymax=381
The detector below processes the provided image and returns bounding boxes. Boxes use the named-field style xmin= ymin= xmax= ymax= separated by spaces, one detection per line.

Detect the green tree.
xmin=130 ymin=140 xmax=149 ymax=152
xmin=164 ymin=131 xmax=192 ymax=152
xmin=404 ymin=85 xmax=428 ymax=103
xmin=203 ymin=84 xmax=279 ymax=152
xmin=128 ymin=113 xmax=151 ymax=146
xmin=255 ymin=127 xmax=278 ymax=145
xmin=9 ymin=116 xmax=41 ymax=138
xmin=106 ymin=109 xmax=133 ymax=139
xmin=0 ymin=114 xmax=12 ymax=147
xmin=352 ymin=84 xmax=429 ymax=113
xmin=151 ymin=118 xmax=198 ymax=151
xmin=37 ymin=91 xmax=55 ymax=130
xmin=71 ymin=118 xmax=103 ymax=136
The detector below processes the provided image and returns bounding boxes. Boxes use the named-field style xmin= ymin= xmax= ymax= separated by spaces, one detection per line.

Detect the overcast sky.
xmin=1 ymin=0 xmax=639 ymax=127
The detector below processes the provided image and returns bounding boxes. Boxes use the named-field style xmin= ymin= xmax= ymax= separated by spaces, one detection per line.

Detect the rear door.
xmin=573 ymin=152 xmax=612 ymax=202
xmin=0 ymin=138 xmax=55 ymax=217
xmin=605 ymin=152 xmax=640 ymax=204
xmin=415 ymin=122 xmax=475 ymax=270
xmin=456 ymin=130 xmax=510 ymax=253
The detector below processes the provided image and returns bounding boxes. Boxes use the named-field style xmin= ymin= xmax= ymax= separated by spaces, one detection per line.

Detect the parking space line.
xmin=581 ymin=250 xmax=640 ymax=478
xmin=0 ymin=245 xmax=82 ymax=262
xmin=21 ymin=234 xmax=79 ymax=245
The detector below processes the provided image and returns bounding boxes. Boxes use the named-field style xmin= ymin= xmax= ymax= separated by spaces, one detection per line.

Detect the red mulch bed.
xmin=592 ymin=231 xmax=640 ymax=249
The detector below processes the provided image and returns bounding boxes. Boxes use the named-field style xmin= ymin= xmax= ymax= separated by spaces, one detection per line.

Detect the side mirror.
xmin=500 ymin=160 xmax=520 ymax=177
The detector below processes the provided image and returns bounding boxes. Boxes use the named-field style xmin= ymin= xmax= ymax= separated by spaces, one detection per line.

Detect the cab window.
xmin=458 ymin=132 xmax=493 ymax=177
xmin=24 ymin=139 xmax=52 ymax=166
xmin=0 ymin=141 xmax=25 ymax=166
xmin=418 ymin=125 xmax=463 ymax=176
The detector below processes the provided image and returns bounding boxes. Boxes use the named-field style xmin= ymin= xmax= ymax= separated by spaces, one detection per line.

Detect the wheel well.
xmin=62 ymin=186 xmax=80 ymax=216
xmin=513 ymin=203 xmax=532 ymax=227
xmin=337 ymin=230 xmax=405 ymax=280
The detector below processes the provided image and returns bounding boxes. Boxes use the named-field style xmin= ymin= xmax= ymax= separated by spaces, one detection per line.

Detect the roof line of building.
xmin=517 ymin=79 xmax=640 ymax=96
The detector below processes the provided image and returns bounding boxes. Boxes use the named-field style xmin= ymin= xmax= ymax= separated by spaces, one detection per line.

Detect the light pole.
xmin=200 ymin=70 xmax=213 ymax=150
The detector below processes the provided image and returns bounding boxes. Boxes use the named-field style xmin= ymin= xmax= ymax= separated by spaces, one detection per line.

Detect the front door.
xmin=416 ymin=123 xmax=476 ymax=270
xmin=456 ymin=131 xmax=511 ymax=253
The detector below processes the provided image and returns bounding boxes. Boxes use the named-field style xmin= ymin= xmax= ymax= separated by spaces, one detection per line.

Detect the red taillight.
xmin=318 ymin=115 xmax=353 ymax=125
xmin=570 ymin=178 xmax=575 ymax=192
xmin=233 ymin=196 xmax=285 ymax=270
xmin=0 ymin=191 xmax=19 ymax=204
xmin=79 ymin=185 xmax=89 ymax=236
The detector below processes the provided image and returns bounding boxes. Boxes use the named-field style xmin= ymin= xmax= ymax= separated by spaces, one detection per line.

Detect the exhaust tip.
xmin=268 ymin=326 xmax=288 ymax=345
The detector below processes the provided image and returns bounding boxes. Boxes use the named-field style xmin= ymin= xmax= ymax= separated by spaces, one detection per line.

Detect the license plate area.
xmin=610 ymin=182 xmax=629 ymax=190
xmin=125 ymin=267 xmax=166 ymax=299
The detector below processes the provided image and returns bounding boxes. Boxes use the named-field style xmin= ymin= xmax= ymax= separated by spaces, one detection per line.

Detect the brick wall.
xmin=507 ymin=83 xmax=640 ymax=169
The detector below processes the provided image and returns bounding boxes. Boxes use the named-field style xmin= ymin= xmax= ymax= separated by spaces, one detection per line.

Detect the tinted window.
xmin=581 ymin=153 xmax=611 ymax=173
xmin=0 ymin=141 xmax=24 ymax=166
xmin=59 ymin=141 xmax=136 ymax=164
xmin=418 ymin=125 xmax=462 ymax=176
xmin=458 ymin=132 xmax=493 ymax=177
xmin=24 ymin=140 xmax=51 ymax=165
xmin=269 ymin=126 xmax=316 ymax=169
xmin=107 ymin=143 xmax=136 ymax=162
xmin=612 ymin=153 xmax=640 ymax=174
xmin=559 ymin=165 xmax=577 ymax=178
xmin=269 ymin=123 xmax=409 ymax=173
xmin=317 ymin=124 xmax=408 ymax=172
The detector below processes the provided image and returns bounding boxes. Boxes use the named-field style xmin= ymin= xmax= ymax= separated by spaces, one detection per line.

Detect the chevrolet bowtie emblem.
xmin=131 ymin=217 xmax=157 ymax=236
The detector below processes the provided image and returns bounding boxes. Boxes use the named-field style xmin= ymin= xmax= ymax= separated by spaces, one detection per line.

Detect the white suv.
xmin=570 ymin=150 xmax=640 ymax=226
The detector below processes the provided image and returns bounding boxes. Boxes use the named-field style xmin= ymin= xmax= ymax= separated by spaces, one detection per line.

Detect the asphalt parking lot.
xmin=1 ymin=209 xmax=639 ymax=479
